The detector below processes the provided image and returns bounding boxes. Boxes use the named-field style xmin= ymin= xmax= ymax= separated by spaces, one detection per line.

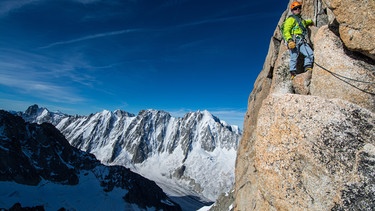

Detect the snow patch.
xmin=0 ymin=171 xmax=147 ymax=211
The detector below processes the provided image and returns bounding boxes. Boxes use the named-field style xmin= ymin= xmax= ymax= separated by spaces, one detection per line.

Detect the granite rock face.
xmin=311 ymin=25 xmax=375 ymax=112
xmin=233 ymin=0 xmax=375 ymax=210
xmin=324 ymin=0 xmax=375 ymax=60
xmin=253 ymin=94 xmax=374 ymax=210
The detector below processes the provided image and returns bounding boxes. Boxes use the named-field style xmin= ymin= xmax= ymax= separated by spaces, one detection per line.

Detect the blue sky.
xmin=0 ymin=0 xmax=287 ymax=128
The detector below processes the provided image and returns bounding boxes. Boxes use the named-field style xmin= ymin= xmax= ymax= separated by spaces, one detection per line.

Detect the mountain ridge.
xmin=0 ymin=110 xmax=181 ymax=210
xmin=19 ymin=104 xmax=242 ymax=203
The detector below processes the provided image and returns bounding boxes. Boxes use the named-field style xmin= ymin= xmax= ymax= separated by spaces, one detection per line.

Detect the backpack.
xmin=279 ymin=14 xmax=307 ymax=43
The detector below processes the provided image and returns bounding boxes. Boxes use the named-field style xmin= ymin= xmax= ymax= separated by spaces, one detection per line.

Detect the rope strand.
xmin=314 ymin=62 xmax=375 ymax=84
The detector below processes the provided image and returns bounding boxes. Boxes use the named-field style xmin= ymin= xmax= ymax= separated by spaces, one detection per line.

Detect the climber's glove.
xmin=288 ymin=40 xmax=296 ymax=49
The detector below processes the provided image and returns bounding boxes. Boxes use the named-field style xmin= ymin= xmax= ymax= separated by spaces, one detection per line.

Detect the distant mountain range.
xmin=0 ymin=110 xmax=181 ymax=210
xmin=17 ymin=104 xmax=242 ymax=205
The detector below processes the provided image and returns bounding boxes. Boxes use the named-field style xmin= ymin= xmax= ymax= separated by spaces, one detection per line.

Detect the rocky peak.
xmin=233 ymin=0 xmax=374 ymax=210
xmin=22 ymin=104 xmax=48 ymax=123
xmin=0 ymin=110 xmax=181 ymax=210
xmin=22 ymin=104 xmax=67 ymax=125
xmin=24 ymin=104 xmax=41 ymax=116
xmin=113 ymin=109 xmax=135 ymax=117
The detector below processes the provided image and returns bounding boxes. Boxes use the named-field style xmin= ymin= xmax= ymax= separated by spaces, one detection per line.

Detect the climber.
xmin=283 ymin=1 xmax=314 ymax=80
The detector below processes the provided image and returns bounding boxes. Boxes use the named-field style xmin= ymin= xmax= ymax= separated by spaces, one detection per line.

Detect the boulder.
xmin=323 ymin=0 xmax=375 ymax=60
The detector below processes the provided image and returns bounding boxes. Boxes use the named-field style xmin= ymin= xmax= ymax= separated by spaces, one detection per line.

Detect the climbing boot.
xmin=290 ymin=71 xmax=297 ymax=80
xmin=304 ymin=66 xmax=313 ymax=72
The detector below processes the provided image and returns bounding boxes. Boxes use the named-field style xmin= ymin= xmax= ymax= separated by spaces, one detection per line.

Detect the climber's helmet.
xmin=290 ymin=1 xmax=302 ymax=11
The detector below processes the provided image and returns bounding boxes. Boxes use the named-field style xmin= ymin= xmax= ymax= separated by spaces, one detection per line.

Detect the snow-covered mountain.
xmin=0 ymin=110 xmax=181 ymax=210
xmin=20 ymin=104 xmax=242 ymax=203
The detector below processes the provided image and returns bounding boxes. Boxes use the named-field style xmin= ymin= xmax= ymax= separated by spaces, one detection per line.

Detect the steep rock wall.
xmin=234 ymin=0 xmax=375 ymax=210
xmin=324 ymin=0 xmax=375 ymax=60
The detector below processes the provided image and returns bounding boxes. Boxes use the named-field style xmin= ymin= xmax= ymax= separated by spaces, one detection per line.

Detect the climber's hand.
xmin=288 ymin=40 xmax=296 ymax=49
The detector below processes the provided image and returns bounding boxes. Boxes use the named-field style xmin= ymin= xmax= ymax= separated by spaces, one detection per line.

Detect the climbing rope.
xmin=313 ymin=62 xmax=375 ymax=85
xmin=312 ymin=62 xmax=375 ymax=95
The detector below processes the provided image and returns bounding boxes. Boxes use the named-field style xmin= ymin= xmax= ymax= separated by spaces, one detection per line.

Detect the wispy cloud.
xmin=71 ymin=0 xmax=102 ymax=4
xmin=158 ymin=0 xmax=190 ymax=9
xmin=39 ymin=28 xmax=142 ymax=49
xmin=0 ymin=48 xmax=98 ymax=84
xmin=0 ymin=0 xmax=41 ymax=17
xmin=0 ymin=48 xmax=95 ymax=104
xmin=176 ymin=13 xmax=275 ymax=28
xmin=0 ymin=69 xmax=85 ymax=104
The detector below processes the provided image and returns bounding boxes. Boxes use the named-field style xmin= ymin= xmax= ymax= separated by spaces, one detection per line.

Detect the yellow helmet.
xmin=290 ymin=1 xmax=302 ymax=10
